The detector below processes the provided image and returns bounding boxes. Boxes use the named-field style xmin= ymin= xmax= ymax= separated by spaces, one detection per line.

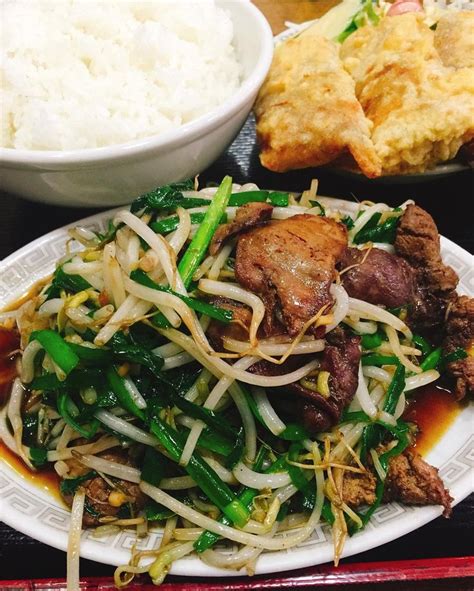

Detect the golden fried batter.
xmin=254 ymin=26 xmax=381 ymax=178
xmin=341 ymin=13 xmax=474 ymax=175
xmin=434 ymin=11 xmax=474 ymax=69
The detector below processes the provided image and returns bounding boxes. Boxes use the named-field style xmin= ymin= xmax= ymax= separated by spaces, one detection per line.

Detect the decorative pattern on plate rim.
xmin=0 ymin=202 xmax=473 ymax=577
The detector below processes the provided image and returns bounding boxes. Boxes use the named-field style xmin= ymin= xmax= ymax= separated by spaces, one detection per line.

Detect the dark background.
xmin=0 ymin=116 xmax=473 ymax=584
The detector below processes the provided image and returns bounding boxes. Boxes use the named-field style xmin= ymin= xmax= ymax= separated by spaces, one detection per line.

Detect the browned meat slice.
xmin=62 ymin=450 xmax=146 ymax=526
xmin=294 ymin=329 xmax=361 ymax=433
xmin=395 ymin=204 xmax=458 ymax=289
xmin=206 ymin=296 xmax=254 ymax=350
xmin=342 ymin=448 xmax=452 ymax=517
xmin=235 ymin=215 xmax=348 ymax=337
xmin=395 ymin=204 xmax=459 ymax=337
xmin=384 ymin=448 xmax=452 ymax=516
xmin=209 ymin=202 xmax=273 ymax=256
xmin=339 ymin=247 xmax=415 ymax=308
xmin=248 ymin=329 xmax=361 ymax=434
xmin=341 ymin=469 xmax=377 ymax=507
xmin=443 ymin=295 xmax=474 ymax=400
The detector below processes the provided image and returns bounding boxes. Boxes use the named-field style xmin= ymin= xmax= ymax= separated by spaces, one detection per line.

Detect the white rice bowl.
xmin=1 ymin=0 xmax=242 ymax=150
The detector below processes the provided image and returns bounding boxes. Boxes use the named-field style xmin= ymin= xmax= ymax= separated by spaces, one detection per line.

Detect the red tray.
xmin=2 ymin=556 xmax=473 ymax=590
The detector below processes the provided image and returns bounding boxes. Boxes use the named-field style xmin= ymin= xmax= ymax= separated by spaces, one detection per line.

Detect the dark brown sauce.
xmin=0 ymin=325 xmax=61 ymax=500
xmin=0 ymin=440 xmax=61 ymax=500
xmin=0 ymin=328 xmax=20 ymax=404
xmin=404 ymin=384 xmax=462 ymax=456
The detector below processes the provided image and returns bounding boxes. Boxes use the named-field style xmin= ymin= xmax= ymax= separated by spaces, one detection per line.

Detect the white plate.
xmin=0 ymin=201 xmax=473 ymax=577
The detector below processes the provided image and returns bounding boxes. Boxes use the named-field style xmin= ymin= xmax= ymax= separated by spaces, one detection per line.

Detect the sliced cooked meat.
xmin=443 ymin=295 xmax=474 ymax=399
xmin=235 ymin=214 xmax=347 ymax=337
xmin=341 ymin=469 xmax=377 ymax=507
xmin=445 ymin=354 xmax=474 ymax=401
xmin=247 ymin=328 xmax=361 ymax=434
xmin=384 ymin=448 xmax=452 ymax=516
xmin=395 ymin=204 xmax=459 ymax=337
xmin=206 ymin=296 xmax=255 ymax=350
xmin=395 ymin=204 xmax=458 ymax=290
xmin=340 ymin=247 xmax=415 ymax=308
xmin=294 ymin=329 xmax=361 ymax=433
xmin=62 ymin=450 xmax=146 ymax=526
xmin=209 ymin=202 xmax=273 ymax=256
xmin=342 ymin=448 xmax=452 ymax=517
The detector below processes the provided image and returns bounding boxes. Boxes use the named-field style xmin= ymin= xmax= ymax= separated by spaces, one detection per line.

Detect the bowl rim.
xmin=0 ymin=0 xmax=273 ymax=167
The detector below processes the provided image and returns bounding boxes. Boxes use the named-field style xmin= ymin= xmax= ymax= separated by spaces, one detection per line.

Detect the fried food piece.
xmin=254 ymin=27 xmax=381 ymax=178
xmin=341 ymin=14 xmax=474 ymax=175
xmin=339 ymin=23 xmax=376 ymax=79
xmin=434 ymin=11 xmax=474 ymax=69
xmin=443 ymin=295 xmax=474 ymax=400
xmin=235 ymin=214 xmax=347 ymax=337
xmin=342 ymin=448 xmax=452 ymax=516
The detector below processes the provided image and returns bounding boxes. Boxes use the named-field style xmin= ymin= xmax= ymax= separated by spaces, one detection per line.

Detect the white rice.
xmin=0 ymin=0 xmax=242 ymax=150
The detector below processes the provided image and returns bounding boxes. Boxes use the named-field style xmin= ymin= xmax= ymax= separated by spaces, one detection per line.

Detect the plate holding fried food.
xmin=255 ymin=0 xmax=474 ymax=178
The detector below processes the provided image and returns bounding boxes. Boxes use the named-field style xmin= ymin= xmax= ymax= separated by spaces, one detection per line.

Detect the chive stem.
xmin=178 ymin=176 xmax=232 ymax=288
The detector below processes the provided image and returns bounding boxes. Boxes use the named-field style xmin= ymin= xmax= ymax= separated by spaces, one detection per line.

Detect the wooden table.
xmin=0 ymin=2 xmax=473 ymax=589
xmin=252 ymin=0 xmax=338 ymax=33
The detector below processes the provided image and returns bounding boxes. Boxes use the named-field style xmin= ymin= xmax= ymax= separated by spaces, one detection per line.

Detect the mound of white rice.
xmin=0 ymin=0 xmax=242 ymax=150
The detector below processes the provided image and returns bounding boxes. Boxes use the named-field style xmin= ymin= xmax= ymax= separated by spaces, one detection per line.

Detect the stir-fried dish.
xmin=0 ymin=177 xmax=472 ymax=588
